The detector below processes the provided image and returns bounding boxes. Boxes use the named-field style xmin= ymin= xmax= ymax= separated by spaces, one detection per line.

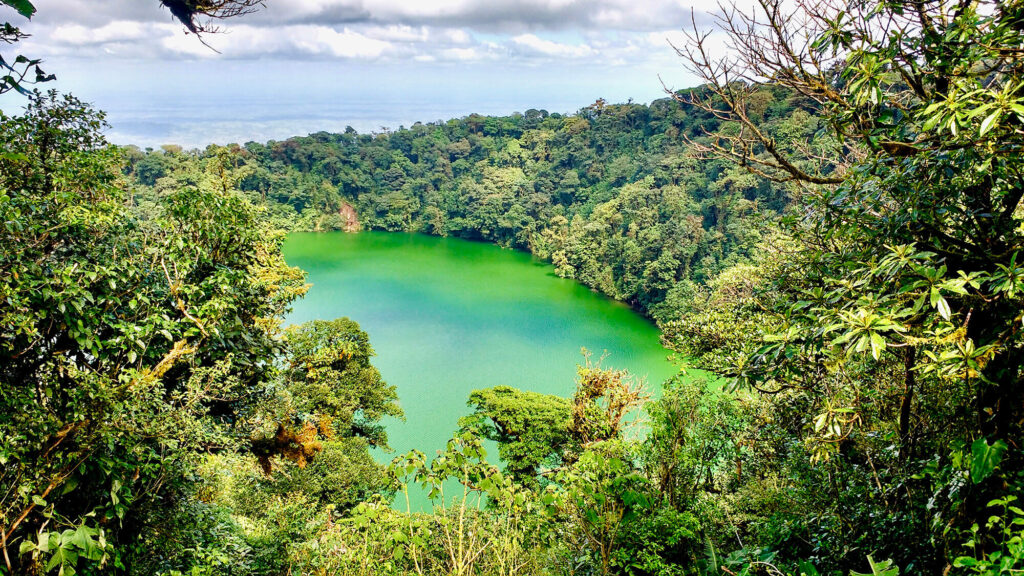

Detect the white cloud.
xmin=438 ymin=46 xmax=487 ymax=61
xmin=156 ymin=25 xmax=395 ymax=59
xmin=512 ymin=34 xmax=594 ymax=58
xmin=0 ymin=0 xmax=735 ymax=148
xmin=260 ymin=0 xmax=712 ymax=32
xmin=49 ymin=21 xmax=153 ymax=46
xmin=363 ymin=25 xmax=430 ymax=43
xmin=17 ymin=0 xmax=741 ymax=67
xmin=445 ymin=29 xmax=471 ymax=44
xmin=28 ymin=0 xmax=719 ymax=34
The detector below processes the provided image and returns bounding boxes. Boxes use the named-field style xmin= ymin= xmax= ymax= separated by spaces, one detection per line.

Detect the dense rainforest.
xmin=2 ymin=0 xmax=1024 ymax=575
xmin=122 ymin=84 xmax=805 ymax=323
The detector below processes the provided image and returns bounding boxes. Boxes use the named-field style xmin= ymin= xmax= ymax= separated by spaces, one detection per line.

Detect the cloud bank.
xmin=0 ymin=0 xmax=737 ymax=147
xmin=19 ymin=0 xmax=710 ymax=65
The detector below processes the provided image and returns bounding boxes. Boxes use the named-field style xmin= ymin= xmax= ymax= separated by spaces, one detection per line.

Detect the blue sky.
xmin=1 ymin=0 xmax=723 ymax=148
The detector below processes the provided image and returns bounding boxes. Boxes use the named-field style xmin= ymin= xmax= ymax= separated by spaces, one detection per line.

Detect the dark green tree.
xmin=672 ymin=0 xmax=1024 ymax=570
xmin=0 ymin=92 xmax=306 ymax=574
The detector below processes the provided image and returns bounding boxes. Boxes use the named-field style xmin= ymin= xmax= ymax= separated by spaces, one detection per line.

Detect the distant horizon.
xmin=106 ymin=89 xmax=684 ymax=151
xmin=0 ymin=0 xmax=721 ymax=149
xmin=0 ymin=59 xmax=693 ymax=150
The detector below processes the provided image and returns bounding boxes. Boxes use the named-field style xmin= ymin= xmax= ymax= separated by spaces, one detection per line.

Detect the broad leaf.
xmin=799 ymin=561 xmax=821 ymax=576
xmin=1 ymin=0 xmax=35 ymax=18
xmin=969 ymin=438 xmax=1008 ymax=484
xmin=850 ymin=555 xmax=899 ymax=576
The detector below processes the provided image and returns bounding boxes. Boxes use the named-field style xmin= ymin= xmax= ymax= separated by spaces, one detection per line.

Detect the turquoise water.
xmin=283 ymin=231 xmax=681 ymax=506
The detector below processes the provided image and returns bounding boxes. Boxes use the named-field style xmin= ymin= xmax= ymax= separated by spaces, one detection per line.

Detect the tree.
xmin=268 ymin=317 xmax=403 ymax=457
xmin=553 ymin=441 xmax=653 ymax=576
xmin=670 ymin=0 xmax=1024 ymax=568
xmin=567 ymin=353 xmax=648 ymax=457
xmin=460 ymin=386 xmax=571 ymax=484
xmin=0 ymin=92 xmax=306 ymax=574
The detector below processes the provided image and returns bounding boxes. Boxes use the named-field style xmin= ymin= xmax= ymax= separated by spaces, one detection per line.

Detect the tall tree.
xmin=671 ymin=0 xmax=1024 ymax=568
xmin=0 ymin=92 xmax=305 ymax=574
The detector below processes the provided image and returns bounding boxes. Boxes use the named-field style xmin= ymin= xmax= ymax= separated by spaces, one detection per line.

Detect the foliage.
xmin=849 ymin=556 xmax=899 ymax=576
xmin=122 ymin=87 xmax=812 ymax=320
xmin=953 ymin=494 xmax=1024 ymax=575
xmin=460 ymin=386 xmax=571 ymax=485
xmin=552 ymin=441 xmax=655 ymax=576
xmin=295 ymin=436 xmax=550 ymax=576
xmin=0 ymin=0 xmax=54 ymax=96
xmin=8 ymin=0 xmax=1024 ymax=573
xmin=0 ymin=92 xmax=308 ymax=574
xmin=567 ymin=353 xmax=649 ymax=455
xmin=278 ymin=317 xmax=403 ymax=450
xmin=642 ymin=375 xmax=750 ymax=510
xmin=118 ymin=318 xmax=401 ymax=576
xmin=663 ymin=0 xmax=1024 ymax=572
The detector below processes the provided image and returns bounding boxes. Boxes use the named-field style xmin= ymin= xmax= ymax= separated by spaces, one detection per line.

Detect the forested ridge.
xmin=122 ymin=86 xmax=814 ymax=322
xmin=3 ymin=0 xmax=1024 ymax=575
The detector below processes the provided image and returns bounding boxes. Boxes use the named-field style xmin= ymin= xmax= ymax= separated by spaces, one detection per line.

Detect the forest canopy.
xmin=2 ymin=0 xmax=1024 ymax=575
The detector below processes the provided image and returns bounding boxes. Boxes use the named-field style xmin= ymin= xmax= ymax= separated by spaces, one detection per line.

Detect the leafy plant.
xmin=850 ymin=556 xmax=899 ymax=576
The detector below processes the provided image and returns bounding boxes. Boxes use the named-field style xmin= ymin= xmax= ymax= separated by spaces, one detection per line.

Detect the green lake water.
xmin=283 ymin=231 xmax=682 ymax=506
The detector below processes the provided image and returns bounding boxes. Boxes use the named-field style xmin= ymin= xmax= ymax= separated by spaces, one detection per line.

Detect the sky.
xmin=0 ymin=0 xmax=721 ymax=148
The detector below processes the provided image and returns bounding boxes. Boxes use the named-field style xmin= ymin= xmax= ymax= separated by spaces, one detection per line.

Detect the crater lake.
xmin=283 ymin=231 xmax=682 ymax=505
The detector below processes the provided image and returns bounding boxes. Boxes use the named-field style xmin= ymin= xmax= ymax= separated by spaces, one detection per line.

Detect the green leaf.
xmin=45 ymin=544 xmax=78 ymax=573
xmin=704 ymin=537 xmax=722 ymax=574
xmin=799 ymin=561 xmax=821 ymax=576
xmin=979 ymin=110 xmax=1001 ymax=136
xmin=936 ymin=296 xmax=951 ymax=321
xmin=922 ymin=113 xmax=942 ymax=132
xmin=61 ymin=476 xmax=79 ymax=496
xmin=1 ymin=0 xmax=35 ymax=18
xmin=814 ymin=412 xmax=828 ymax=432
xmin=37 ymin=531 xmax=50 ymax=553
xmin=870 ymin=332 xmax=885 ymax=360
xmin=850 ymin=555 xmax=899 ymax=576
xmin=71 ymin=525 xmax=95 ymax=551
xmin=970 ymin=438 xmax=1008 ymax=484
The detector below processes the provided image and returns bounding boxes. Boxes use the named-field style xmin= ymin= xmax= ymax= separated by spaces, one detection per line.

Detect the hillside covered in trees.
xmin=123 ymin=86 xmax=819 ymax=322
xmin=3 ymin=0 xmax=1024 ymax=575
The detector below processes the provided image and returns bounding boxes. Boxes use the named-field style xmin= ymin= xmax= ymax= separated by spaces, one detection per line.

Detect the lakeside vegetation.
xmin=122 ymin=84 xmax=805 ymax=323
xmin=2 ymin=0 xmax=1024 ymax=575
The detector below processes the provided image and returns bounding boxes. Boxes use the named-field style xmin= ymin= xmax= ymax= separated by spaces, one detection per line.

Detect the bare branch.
xmin=159 ymin=0 xmax=265 ymax=36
